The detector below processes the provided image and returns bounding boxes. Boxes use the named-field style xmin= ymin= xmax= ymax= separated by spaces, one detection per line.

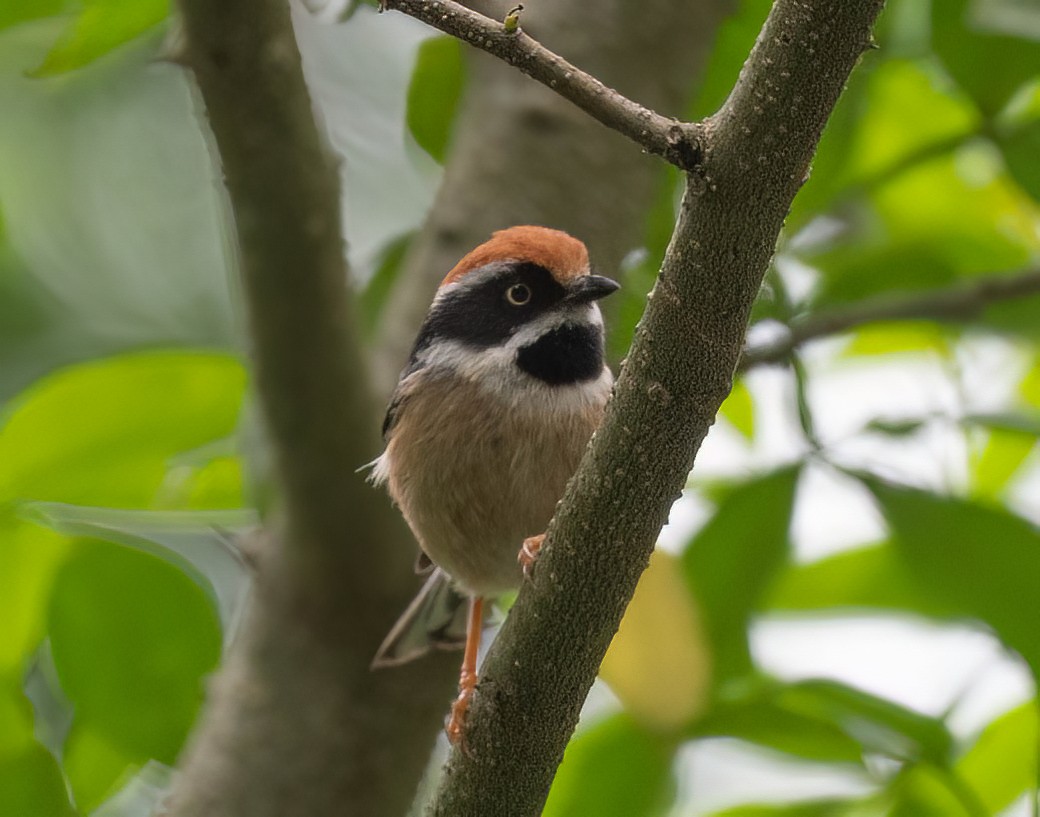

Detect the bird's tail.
xmin=371 ymin=568 xmax=468 ymax=668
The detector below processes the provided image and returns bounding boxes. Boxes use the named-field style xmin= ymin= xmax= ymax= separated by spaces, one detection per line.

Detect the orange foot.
xmin=446 ymin=668 xmax=476 ymax=748
xmin=518 ymin=533 xmax=546 ymax=579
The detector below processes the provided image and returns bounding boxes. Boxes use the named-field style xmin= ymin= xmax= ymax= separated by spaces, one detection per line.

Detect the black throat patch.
xmin=516 ymin=323 xmax=604 ymax=385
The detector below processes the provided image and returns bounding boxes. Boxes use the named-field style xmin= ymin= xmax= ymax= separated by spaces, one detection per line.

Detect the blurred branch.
xmin=425 ymin=1 xmax=885 ymax=816
xmin=741 ymin=267 xmax=1040 ymax=370
xmin=381 ymin=0 xmax=703 ymax=171
xmin=167 ymin=1 xmax=458 ymax=816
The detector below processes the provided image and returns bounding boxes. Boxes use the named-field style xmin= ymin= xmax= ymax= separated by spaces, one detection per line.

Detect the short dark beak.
xmin=565 ymin=274 xmax=620 ymax=304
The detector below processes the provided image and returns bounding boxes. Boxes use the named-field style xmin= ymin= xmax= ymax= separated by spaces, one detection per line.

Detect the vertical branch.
xmin=167 ymin=1 xmax=459 ymax=816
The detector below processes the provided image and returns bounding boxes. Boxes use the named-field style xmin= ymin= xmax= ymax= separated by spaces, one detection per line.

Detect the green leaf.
xmin=31 ymin=0 xmax=169 ymax=77
xmin=543 ymin=713 xmax=675 ymax=817
xmin=964 ymin=412 xmax=1040 ymax=436
xmin=0 ymin=351 xmax=247 ymax=508
xmin=969 ymin=426 xmax=1036 ymax=500
xmin=707 ymin=799 xmax=871 ymax=817
xmin=697 ymin=677 xmax=953 ymax=766
xmin=682 ymin=467 xmax=800 ymax=680
xmin=1000 ymin=117 xmax=1040 ymax=201
xmin=0 ymin=742 xmax=75 ymax=817
xmin=720 ymin=379 xmax=755 ymax=441
xmin=957 ymin=701 xmax=1039 ymax=814
xmin=359 ymin=232 xmax=415 ymax=338
xmin=885 ymin=765 xmax=979 ymax=817
xmin=25 ymin=502 xmax=255 ymax=638
xmin=869 ymin=480 xmax=1040 ymax=677
xmin=0 ymin=512 xmax=70 ymax=673
xmin=406 ymin=36 xmax=465 ymax=163
xmin=0 ymin=0 xmax=70 ymax=34
xmin=766 ymin=543 xmax=955 ymax=619
xmin=696 ymin=690 xmax=864 ymax=763
xmin=933 ymin=0 xmax=1040 ymax=115
xmin=47 ymin=541 xmax=221 ymax=768
xmin=778 ymin=680 xmax=952 ymax=765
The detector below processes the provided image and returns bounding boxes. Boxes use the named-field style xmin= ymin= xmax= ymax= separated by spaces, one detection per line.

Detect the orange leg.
xmin=446 ymin=596 xmax=484 ymax=745
xmin=518 ymin=532 xmax=546 ymax=579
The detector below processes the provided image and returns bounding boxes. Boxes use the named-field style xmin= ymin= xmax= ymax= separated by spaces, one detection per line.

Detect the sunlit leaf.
xmin=0 ymin=352 xmax=247 ymax=508
xmin=683 ymin=467 xmax=800 ymax=680
xmin=720 ymin=379 xmax=755 ymax=441
xmin=886 ymin=765 xmax=975 ymax=817
xmin=0 ymin=512 xmax=70 ymax=673
xmin=869 ymin=480 xmax=1040 ymax=677
xmin=543 ymin=714 xmax=675 ymax=817
xmin=0 ymin=0 xmax=70 ymax=33
xmin=957 ymin=701 xmax=1038 ymax=814
xmin=31 ymin=0 xmax=169 ymax=77
xmin=600 ymin=551 xmax=711 ymax=731
xmin=406 ymin=36 xmax=465 ymax=163
xmin=969 ymin=426 xmax=1036 ymax=500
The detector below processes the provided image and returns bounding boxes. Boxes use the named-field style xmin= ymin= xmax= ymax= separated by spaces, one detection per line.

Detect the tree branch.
xmin=381 ymin=0 xmax=703 ymax=170
xmin=421 ymin=1 xmax=885 ymax=815
xmin=741 ymin=267 xmax=1040 ymax=370
xmin=167 ymin=1 xmax=458 ymax=815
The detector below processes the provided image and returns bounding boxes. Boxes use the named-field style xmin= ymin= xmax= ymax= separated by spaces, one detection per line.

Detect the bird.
xmin=368 ymin=225 xmax=619 ymax=742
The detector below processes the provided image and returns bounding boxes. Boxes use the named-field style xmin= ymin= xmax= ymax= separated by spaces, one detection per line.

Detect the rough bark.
xmin=421 ymin=2 xmax=886 ymax=815
xmin=372 ymin=0 xmax=732 ymax=395
xmin=166 ymin=2 xmax=458 ymax=815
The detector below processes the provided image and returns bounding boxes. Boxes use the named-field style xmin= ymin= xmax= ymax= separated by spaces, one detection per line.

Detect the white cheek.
xmin=416 ymin=306 xmax=611 ymax=413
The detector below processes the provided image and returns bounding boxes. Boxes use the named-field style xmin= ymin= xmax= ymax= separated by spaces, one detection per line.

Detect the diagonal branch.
xmin=381 ymin=0 xmax=703 ymax=170
xmin=423 ymin=1 xmax=886 ymax=815
xmin=741 ymin=267 xmax=1040 ymax=370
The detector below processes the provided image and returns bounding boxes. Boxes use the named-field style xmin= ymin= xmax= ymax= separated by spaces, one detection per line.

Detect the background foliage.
xmin=0 ymin=0 xmax=1038 ymax=814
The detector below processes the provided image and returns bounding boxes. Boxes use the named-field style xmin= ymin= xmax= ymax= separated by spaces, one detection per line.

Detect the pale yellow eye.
xmin=506 ymin=283 xmax=532 ymax=306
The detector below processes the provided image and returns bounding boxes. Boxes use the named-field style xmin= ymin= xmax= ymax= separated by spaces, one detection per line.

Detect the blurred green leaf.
xmin=31 ymin=0 xmax=168 ymax=77
xmin=969 ymin=426 xmax=1036 ymax=500
xmin=964 ymin=411 xmax=1040 ymax=436
xmin=957 ymin=700 xmax=1038 ymax=814
xmin=886 ymin=765 xmax=978 ymax=817
xmin=0 ymin=511 xmax=70 ymax=673
xmin=778 ymin=680 xmax=952 ymax=765
xmin=811 ymin=146 xmax=1039 ymax=312
xmin=869 ymin=480 xmax=1040 ymax=677
xmin=698 ymin=677 xmax=952 ymax=766
xmin=0 ymin=742 xmax=75 ymax=817
xmin=360 ymin=232 xmax=415 ymax=338
xmin=932 ymin=0 xmax=1040 ymax=115
xmin=766 ymin=543 xmax=955 ymax=619
xmin=687 ymin=0 xmax=771 ymax=119
xmin=47 ymin=541 xmax=221 ymax=771
xmin=707 ymin=799 xmax=874 ymax=817
xmin=863 ymin=417 xmax=927 ymax=437
xmin=682 ymin=467 xmax=800 ymax=680
xmin=25 ymin=502 xmax=254 ymax=639
xmin=62 ymin=723 xmax=137 ymax=813
xmin=999 ymin=117 xmax=1040 ymax=201
xmin=0 ymin=351 xmax=247 ymax=508
xmin=0 ymin=0 xmax=70 ymax=33
xmin=696 ymin=692 xmax=864 ymax=763
xmin=543 ymin=714 xmax=674 ymax=817
xmin=720 ymin=379 xmax=755 ymax=441
xmin=406 ymin=36 xmax=465 ymax=163
xmin=90 ymin=759 xmax=173 ymax=817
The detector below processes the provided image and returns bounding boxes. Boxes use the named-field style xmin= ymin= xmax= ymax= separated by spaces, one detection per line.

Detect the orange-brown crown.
xmin=441 ymin=226 xmax=589 ymax=287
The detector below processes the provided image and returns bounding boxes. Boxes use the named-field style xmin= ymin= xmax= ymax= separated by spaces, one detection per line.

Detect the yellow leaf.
xmin=599 ymin=550 xmax=711 ymax=732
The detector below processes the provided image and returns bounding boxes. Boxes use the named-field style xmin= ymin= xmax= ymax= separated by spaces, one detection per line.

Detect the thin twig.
xmin=382 ymin=0 xmax=703 ymax=170
xmin=741 ymin=268 xmax=1040 ymax=370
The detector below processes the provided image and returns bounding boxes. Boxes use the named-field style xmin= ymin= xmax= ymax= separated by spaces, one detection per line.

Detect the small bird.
xmin=369 ymin=225 xmax=618 ymax=742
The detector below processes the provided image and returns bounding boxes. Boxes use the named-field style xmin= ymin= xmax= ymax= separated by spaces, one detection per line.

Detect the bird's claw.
xmin=518 ymin=533 xmax=546 ymax=580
